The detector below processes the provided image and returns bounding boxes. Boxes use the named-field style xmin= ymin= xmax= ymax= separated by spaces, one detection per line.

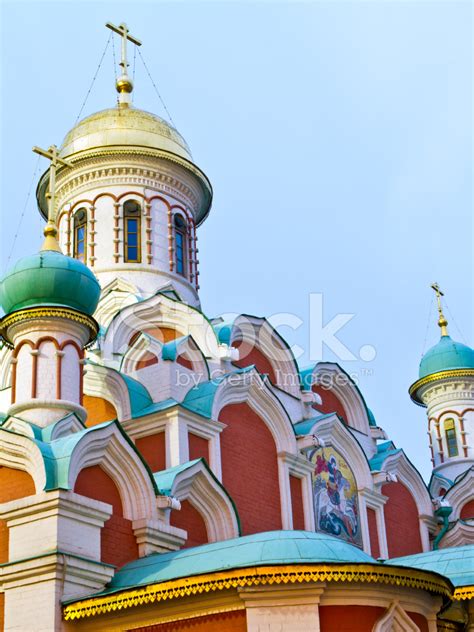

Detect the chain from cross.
xmin=106 ymin=22 xmax=141 ymax=76
xmin=32 ymin=145 xmax=72 ymax=224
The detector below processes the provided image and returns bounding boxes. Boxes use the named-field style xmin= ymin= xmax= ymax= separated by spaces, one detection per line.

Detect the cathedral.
xmin=0 ymin=23 xmax=472 ymax=632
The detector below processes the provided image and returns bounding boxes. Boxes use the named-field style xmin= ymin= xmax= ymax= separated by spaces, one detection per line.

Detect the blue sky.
xmin=1 ymin=1 xmax=472 ymax=479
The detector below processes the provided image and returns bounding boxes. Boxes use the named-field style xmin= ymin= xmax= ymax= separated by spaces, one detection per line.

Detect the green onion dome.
xmin=0 ymin=250 xmax=100 ymax=316
xmin=419 ymin=335 xmax=474 ymax=379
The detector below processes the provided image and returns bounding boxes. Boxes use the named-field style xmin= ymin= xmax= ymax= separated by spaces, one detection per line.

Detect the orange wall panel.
xmin=83 ymin=396 xmax=118 ymax=426
xmin=0 ymin=467 xmax=35 ymax=564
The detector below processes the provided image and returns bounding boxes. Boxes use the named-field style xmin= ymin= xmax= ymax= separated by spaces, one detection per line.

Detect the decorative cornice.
xmin=0 ymin=307 xmax=99 ymax=346
xmin=62 ymin=563 xmax=451 ymax=621
xmin=409 ymin=369 xmax=474 ymax=406
xmin=452 ymin=585 xmax=474 ymax=600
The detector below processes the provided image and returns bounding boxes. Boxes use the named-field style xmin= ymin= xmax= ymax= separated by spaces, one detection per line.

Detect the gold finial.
xmin=105 ymin=22 xmax=142 ymax=108
xmin=32 ymin=145 xmax=73 ymax=252
xmin=431 ymin=282 xmax=449 ymax=337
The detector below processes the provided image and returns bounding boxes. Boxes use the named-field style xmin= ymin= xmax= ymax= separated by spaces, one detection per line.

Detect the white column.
xmin=239 ymin=584 xmax=324 ymax=632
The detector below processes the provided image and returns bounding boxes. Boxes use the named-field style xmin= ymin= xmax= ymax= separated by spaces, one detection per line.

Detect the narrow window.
xmin=73 ymin=209 xmax=87 ymax=262
xmin=444 ymin=418 xmax=459 ymax=457
xmin=124 ymin=200 xmax=141 ymax=263
xmin=174 ymin=214 xmax=187 ymax=277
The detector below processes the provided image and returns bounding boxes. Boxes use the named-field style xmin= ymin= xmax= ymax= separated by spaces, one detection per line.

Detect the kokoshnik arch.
xmin=0 ymin=21 xmax=473 ymax=632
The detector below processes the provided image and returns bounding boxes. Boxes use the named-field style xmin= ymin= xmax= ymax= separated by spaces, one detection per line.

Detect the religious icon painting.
xmin=308 ymin=446 xmax=363 ymax=548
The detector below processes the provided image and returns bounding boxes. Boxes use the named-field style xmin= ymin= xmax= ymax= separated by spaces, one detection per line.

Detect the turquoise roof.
xmin=388 ymin=545 xmax=474 ymax=588
xmin=369 ymin=441 xmax=401 ymax=471
xmin=90 ymin=531 xmax=376 ymax=597
xmin=367 ymin=408 xmax=377 ymax=428
xmin=419 ymin=335 xmax=474 ymax=379
xmin=182 ymin=366 xmax=255 ymax=418
xmin=294 ymin=413 xmax=336 ymax=436
xmin=153 ymin=459 xmax=202 ymax=493
xmin=0 ymin=250 xmax=100 ymax=316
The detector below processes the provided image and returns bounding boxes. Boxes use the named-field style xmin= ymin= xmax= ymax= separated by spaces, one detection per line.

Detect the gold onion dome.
xmin=60 ymin=106 xmax=192 ymax=161
xmin=36 ymin=105 xmax=212 ymax=223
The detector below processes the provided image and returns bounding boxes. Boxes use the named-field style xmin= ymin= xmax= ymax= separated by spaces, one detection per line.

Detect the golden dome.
xmin=60 ymin=106 xmax=192 ymax=161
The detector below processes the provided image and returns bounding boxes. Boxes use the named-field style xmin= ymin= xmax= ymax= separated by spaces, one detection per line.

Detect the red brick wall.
xmin=0 ymin=467 xmax=36 ymax=563
xmin=83 ymin=396 xmax=118 ymax=426
xmin=290 ymin=475 xmax=305 ymax=530
xmin=232 ymin=341 xmax=277 ymax=384
xmin=367 ymin=507 xmax=380 ymax=559
xmin=131 ymin=610 xmax=247 ymax=631
xmin=320 ymin=606 xmax=385 ymax=631
xmin=170 ymin=499 xmax=208 ymax=548
xmin=188 ymin=433 xmax=209 ymax=464
xmin=312 ymin=386 xmax=347 ymax=424
xmin=219 ymin=403 xmax=282 ymax=535
xmin=74 ymin=465 xmax=138 ymax=568
xmin=135 ymin=433 xmax=166 ymax=472
xmin=382 ymin=482 xmax=423 ymax=557
xmin=460 ymin=498 xmax=474 ymax=520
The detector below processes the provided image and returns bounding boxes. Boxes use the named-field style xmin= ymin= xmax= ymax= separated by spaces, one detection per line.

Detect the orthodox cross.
xmin=33 ymin=145 xmax=72 ymax=250
xmin=431 ymin=282 xmax=449 ymax=336
xmin=106 ymin=22 xmax=141 ymax=79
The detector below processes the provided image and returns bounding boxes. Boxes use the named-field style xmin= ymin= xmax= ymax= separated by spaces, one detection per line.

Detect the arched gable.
xmin=214 ymin=315 xmax=301 ymax=398
xmin=305 ymin=363 xmax=371 ymax=435
xmin=57 ymin=422 xmax=158 ymax=521
xmin=296 ymin=413 xmax=372 ymax=489
xmin=102 ymin=293 xmax=220 ymax=362
xmin=373 ymin=602 xmax=422 ymax=632
xmin=0 ymin=428 xmax=47 ymax=493
xmin=155 ymin=459 xmax=240 ymax=542
xmin=444 ymin=467 xmax=474 ymax=520
xmin=211 ymin=369 xmax=296 ymax=454
xmin=94 ymin=278 xmax=140 ymax=329
xmin=83 ymin=363 xmax=152 ymax=421
xmin=377 ymin=450 xmax=432 ymax=516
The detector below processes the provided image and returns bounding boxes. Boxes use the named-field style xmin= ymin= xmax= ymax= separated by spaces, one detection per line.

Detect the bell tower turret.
xmin=410 ymin=285 xmax=474 ymax=491
xmin=35 ymin=23 xmax=212 ymax=310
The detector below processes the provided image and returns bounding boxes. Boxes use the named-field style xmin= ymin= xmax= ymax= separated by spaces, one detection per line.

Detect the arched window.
xmin=73 ymin=209 xmax=87 ymax=262
xmin=124 ymin=200 xmax=141 ymax=263
xmin=174 ymin=214 xmax=187 ymax=276
xmin=444 ymin=418 xmax=459 ymax=457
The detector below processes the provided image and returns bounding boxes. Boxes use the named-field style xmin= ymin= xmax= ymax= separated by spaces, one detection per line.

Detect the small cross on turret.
xmin=106 ymin=21 xmax=142 ymax=106
xmin=431 ymin=282 xmax=449 ymax=337
xmin=33 ymin=144 xmax=73 ymax=251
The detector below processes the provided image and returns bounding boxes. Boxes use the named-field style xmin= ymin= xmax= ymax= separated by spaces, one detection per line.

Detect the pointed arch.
xmin=373 ymin=602 xmax=421 ymax=632
xmin=155 ymin=459 xmax=240 ymax=542
xmin=64 ymin=422 xmax=158 ymax=521
xmin=0 ymin=429 xmax=47 ymax=492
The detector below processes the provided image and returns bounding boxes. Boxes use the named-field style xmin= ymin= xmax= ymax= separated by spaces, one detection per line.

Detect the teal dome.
xmin=419 ymin=335 xmax=474 ymax=379
xmin=0 ymin=250 xmax=100 ymax=316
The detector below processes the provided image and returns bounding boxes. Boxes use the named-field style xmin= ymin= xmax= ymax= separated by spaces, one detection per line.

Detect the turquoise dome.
xmin=419 ymin=335 xmax=474 ymax=379
xmin=0 ymin=250 xmax=100 ymax=316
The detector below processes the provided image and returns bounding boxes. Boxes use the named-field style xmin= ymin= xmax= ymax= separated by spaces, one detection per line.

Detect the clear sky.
xmin=1 ymin=1 xmax=472 ymax=480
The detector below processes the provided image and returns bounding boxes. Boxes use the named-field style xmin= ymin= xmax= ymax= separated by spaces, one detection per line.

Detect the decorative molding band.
xmin=452 ymin=585 xmax=474 ymax=601
xmin=62 ymin=563 xmax=451 ymax=621
xmin=0 ymin=307 xmax=99 ymax=346
xmin=409 ymin=369 xmax=474 ymax=406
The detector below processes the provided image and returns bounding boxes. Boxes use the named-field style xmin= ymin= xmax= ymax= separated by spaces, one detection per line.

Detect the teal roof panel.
xmin=388 ymin=545 xmax=474 ymax=587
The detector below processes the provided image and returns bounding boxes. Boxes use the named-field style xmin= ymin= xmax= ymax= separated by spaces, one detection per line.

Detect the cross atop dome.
xmin=106 ymin=21 xmax=142 ymax=107
xmin=32 ymin=144 xmax=72 ymax=252
xmin=431 ymin=282 xmax=449 ymax=337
